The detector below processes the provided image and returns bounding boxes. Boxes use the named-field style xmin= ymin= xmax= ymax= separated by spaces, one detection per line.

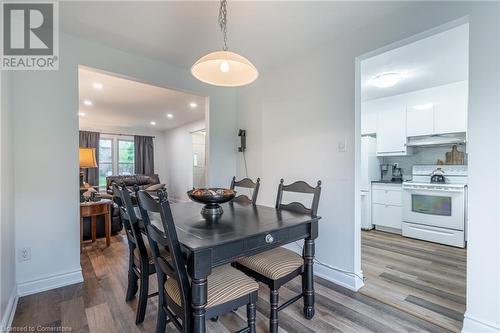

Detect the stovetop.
xmin=406 ymin=165 xmax=468 ymax=185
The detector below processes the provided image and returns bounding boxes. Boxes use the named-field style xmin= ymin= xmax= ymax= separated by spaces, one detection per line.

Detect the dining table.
xmin=142 ymin=200 xmax=321 ymax=333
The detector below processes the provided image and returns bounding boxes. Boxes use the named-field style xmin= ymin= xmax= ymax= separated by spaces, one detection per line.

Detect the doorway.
xmin=355 ymin=20 xmax=469 ymax=333
xmin=192 ymin=129 xmax=207 ymax=189
xmin=77 ymin=65 xmax=209 ymax=244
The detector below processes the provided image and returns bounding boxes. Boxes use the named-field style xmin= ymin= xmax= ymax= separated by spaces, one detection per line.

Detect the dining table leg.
xmin=191 ymin=277 xmax=208 ymax=333
xmin=303 ymin=237 xmax=315 ymax=319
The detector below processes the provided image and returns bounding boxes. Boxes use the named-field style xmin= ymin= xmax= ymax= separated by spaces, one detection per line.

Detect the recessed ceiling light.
xmin=166 ymin=113 xmax=174 ymax=119
xmin=413 ymin=103 xmax=434 ymax=110
xmin=78 ymin=112 xmax=86 ymax=117
xmin=150 ymin=121 xmax=156 ymax=126
xmin=189 ymin=102 xmax=197 ymax=109
xmin=370 ymin=73 xmax=403 ymax=88
xmin=83 ymin=100 xmax=93 ymax=106
xmin=92 ymin=82 xmax=103 ymax=90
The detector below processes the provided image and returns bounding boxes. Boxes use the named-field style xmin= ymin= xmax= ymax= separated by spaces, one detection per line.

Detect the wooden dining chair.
xmin=233 ymin=179 xmax=322 ymax=333
xmin=137 ymin=189 xmax=259 ymax=333
xmin=112 ymin=183 xmax=167 ymax=324
xmin=230 ymin=176 xmax=261 ymax=205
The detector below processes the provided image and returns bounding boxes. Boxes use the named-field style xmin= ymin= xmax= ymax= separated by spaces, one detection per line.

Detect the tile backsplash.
xmin=381 ymin=144 xmax=467 ymax=179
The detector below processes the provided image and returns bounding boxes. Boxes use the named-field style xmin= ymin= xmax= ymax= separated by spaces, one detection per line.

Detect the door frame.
xmin=353 ymin=17 xmax=469 ymax=288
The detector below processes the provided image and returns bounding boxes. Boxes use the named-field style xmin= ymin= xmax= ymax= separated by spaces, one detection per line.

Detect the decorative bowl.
xmin=187 ymin=188 xmax=236 ymax=217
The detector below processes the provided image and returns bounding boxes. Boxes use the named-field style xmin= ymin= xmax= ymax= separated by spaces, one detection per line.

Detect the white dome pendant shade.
xmin=191 ymin=51 xmax=259 ymax=87
xmin=191 ymin=0 xmax=258 ymax=87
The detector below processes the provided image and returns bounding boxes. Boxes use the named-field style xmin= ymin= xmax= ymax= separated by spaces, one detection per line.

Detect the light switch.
xmin=338 ymin=140 xmax=347 ymax=152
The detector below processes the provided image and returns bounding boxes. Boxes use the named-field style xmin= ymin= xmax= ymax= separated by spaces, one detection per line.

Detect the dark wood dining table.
xmin=142 ymin=201 xmax=320 ymax=333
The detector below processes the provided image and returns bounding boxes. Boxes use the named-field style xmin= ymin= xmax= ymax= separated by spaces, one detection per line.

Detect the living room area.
xmin=78 ymin=66 xmax=208 ymax=247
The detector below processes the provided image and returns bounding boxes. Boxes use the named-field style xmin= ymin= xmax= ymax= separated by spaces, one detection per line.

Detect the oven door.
xmin=402 ymin=186 xmax=465 ymax=230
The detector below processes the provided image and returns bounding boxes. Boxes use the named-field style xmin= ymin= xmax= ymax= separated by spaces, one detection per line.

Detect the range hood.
xmin=406 ymin=133 xmax=466 ymax=147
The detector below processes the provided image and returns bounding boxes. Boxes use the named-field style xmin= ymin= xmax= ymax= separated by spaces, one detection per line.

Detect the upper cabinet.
xmin=362 ymin=80 xmax=468 ymax=150
xmin=406 ymin=81 xmax=468 ymax=136
xmin=363 ymin=95 xmax=409 ymax=156
xmin=376 ymin=95 xmax=408 ymax=156
xmin=433 ymin=81 xmax=468 ymax=134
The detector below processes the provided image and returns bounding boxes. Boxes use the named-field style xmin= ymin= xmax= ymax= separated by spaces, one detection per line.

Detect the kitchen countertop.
xmin=371 ymin=180 xmax=404 ymax=184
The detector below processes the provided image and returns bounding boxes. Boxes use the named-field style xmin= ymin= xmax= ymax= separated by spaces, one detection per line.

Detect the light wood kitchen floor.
xmin=361 ymin=230 xmax=466 ymax=333
xmin=10 ymin=232 xmax=456 ymax=333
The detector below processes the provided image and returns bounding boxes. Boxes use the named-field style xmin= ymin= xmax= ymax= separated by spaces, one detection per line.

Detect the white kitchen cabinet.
xmin=433 ymin=81 xmax=468 ymax=134
xmin=375 ymin=96 xmax=408 ymax=156
xmin=406 ymin=105 xmax=434 ymax=137
xmin=372 ymin=183 xmax=402 ymax=233
xmin=406 ymin=81 xmax=468 ymax=136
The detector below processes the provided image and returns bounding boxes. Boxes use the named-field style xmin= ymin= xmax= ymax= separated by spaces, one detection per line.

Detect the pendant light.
xmin=191 ymin=0 xmax=258 ymax=87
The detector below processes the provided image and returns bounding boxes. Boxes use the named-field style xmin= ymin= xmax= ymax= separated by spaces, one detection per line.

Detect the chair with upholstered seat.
xmin=113 ymin=183 xmax=167 ymax=324
xmin=233 ymin=178 xmax=322 ymax=333
xmin=137 ymin=189 xmax=259 ymax=333
xmin=230 ymin=176 xmax=260 ymax=205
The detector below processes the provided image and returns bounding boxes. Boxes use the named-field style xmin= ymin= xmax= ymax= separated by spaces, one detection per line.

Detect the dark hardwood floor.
xmin=361 ymin=230 xmax=466 ymax=333
xmin=12 ymin=233 xmax=456 ymax=333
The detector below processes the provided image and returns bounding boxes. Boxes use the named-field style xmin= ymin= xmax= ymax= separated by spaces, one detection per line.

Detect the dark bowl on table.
xmin=187 ymin=188 xmax=236 ymax=217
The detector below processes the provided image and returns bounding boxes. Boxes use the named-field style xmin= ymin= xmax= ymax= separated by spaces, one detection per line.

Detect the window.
xmin=118 ymin=140 xmax=134 ymax=175
xmin=98 ymin=139 xmax=113 ymax=188
xmin=98 ymin=136 xmax=135 ymax=188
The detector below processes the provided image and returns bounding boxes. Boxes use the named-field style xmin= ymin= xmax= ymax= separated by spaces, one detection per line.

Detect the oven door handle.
xmin=403 ymin=186 xmax=464 ymax=193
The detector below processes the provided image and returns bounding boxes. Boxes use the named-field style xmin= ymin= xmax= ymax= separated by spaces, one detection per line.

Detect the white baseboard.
xmin=17 ymin=269 xmax=83 ymax=297
xmin=314 ymin=264 xmax=365 ymax=291
xmin=462 ymin=314 xmax=500 ymax=333
xmin=1 ymin=287 xmax=18 ymax=331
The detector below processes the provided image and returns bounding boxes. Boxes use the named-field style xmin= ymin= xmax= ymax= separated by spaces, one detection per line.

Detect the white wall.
xmin=79 ymin=125 xmax=168 ymax=184
xmin=0 ymin=72 xmax=16 ymax=329
xmin=236 ymin=2 xmax=500 ymax=332
xmin=8 ymin=32 xmax=237 ymax=297
xmin=163 ymin=119 xmax=206 ymax=202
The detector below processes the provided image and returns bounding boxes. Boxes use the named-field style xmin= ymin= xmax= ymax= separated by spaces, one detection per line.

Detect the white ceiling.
xmin=361 ymin=24 xmax=469 ymax=101
xmin=78 ymin=67 xmax=206 ymax=132
xmin=60 ymin=1 xmax=410 ymax=70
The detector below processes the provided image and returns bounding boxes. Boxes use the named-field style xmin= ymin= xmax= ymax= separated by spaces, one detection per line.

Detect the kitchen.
xmin=359 ymin=23 xmax=468 ymax=332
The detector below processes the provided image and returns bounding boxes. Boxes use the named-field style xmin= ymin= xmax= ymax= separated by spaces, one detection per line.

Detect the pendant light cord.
xmin=218 ymin=0 xmax=228 ymax=51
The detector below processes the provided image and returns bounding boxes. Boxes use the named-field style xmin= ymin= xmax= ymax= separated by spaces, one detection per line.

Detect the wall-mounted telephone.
xmin=238 ymin=129 xmax=246 ymax=152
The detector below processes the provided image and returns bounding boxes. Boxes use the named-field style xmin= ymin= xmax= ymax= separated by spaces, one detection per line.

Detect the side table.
xmin=80 ymin=199 xmax=112 ymax=252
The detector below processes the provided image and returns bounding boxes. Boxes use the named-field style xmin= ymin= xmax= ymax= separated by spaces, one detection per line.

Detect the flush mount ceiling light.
xmin=93 ymin=82 xmax=103 ymax=90
xmin=150 ymin=121 xmax=157 ymax=126
xmin=191 ymin=0 xmax=258 ymax=87
xmin=83 ymin=100 xmax=93 ymax=106
xmin=189 ymin=102 xmax=197 ymax=109
xmin=370 ymin=72 xmax=403 ymax=88
xmin=166 ymin=113 xmax=174 ymax=119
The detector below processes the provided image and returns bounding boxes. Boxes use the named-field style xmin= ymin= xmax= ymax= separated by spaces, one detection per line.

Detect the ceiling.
xmin=361 ymin=24 xmax=469 ymax=101
xmin=78 ymin=67 xmax=206 ymax=132
xmin=60 ymin=1 xmax=410 ymax=70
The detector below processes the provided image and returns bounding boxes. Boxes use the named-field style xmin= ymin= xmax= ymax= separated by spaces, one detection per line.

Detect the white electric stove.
xmin=402 ymin=165 xmax=467 ymax=248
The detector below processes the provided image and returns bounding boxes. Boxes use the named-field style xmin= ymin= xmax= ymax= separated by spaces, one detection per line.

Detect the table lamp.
xmin=79 ymin=147 xmax=97 ymax=187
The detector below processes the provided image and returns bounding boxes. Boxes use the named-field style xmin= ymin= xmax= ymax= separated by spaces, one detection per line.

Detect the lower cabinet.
xmin=371 ymin=183 xmax=402 ymax=233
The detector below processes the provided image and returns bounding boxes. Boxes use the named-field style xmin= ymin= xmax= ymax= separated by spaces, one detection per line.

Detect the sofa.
xmin=82 ymin=174 xmax=164 ymax=241
xmin=105 ymin=174 xmax=164 ymax=196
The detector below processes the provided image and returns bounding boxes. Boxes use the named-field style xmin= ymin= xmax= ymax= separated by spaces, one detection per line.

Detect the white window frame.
xmin=98 ymin=134 xmax=135 ymax=188
xmin=117 ymin=138 xmax=135 ymax=176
